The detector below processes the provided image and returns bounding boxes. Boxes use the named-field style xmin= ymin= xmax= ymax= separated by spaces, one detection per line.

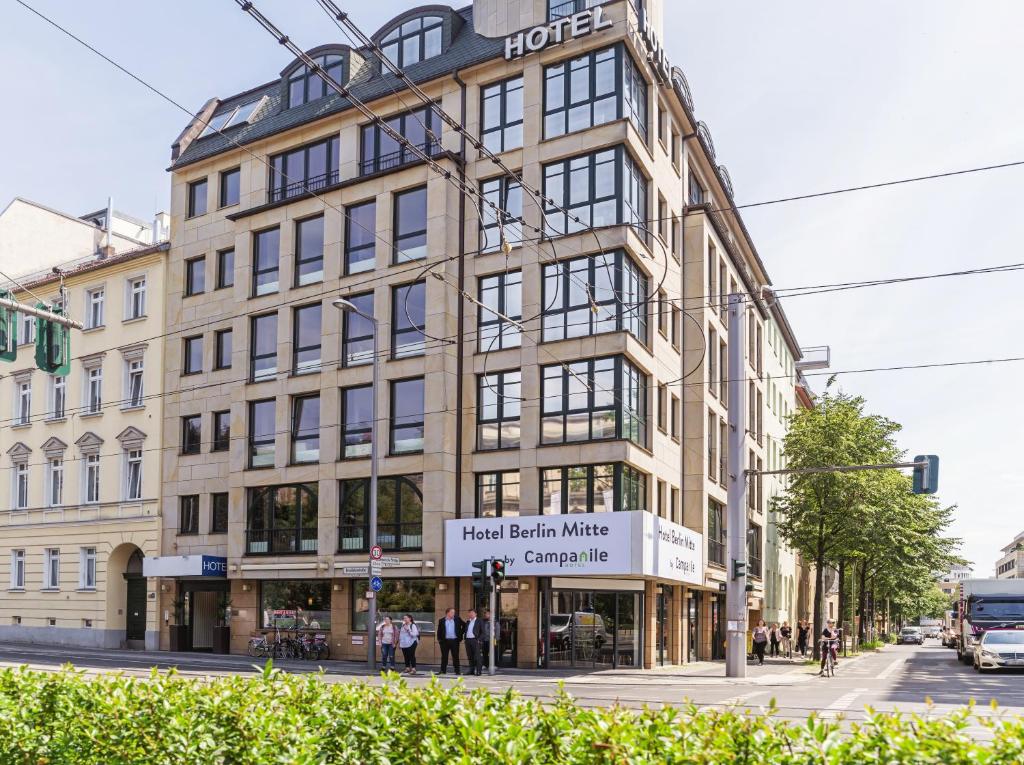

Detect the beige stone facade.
xmin=158 ymin=0 xmax=808 ymax=667
xmin=0 ymin=243 xmax=167 ymax=649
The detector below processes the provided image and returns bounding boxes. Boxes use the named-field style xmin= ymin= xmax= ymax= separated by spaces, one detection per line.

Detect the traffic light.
xmin=490 ymin=559 xmax=506 ymax=585
xmin=745 ymin=582 xmax=755 ymax=592
xmin=732 ymin=559 xmax=747 ymax=581
xmin=472 ymin=560 xmax=489 ymax=593
xmin=0 ymin=293 xmax=15 ymax=362
xmin=34 ymin=304 xmax=70 ymax=376
xmin=912 ymin=455 xmax=939 ymax=495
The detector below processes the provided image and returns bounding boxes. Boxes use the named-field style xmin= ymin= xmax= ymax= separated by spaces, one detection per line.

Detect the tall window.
xmin=127 ymin=358 xmax=144 ymax=407
xmin=340 ymin=385 xmax=373 ymax=459
xmin=707 ymin=410 xmax=717 ymax=481
xmin=20 ymin=313 xmax=35 ymax=345
xmin=339 ymin=475 xmax=422 ymax=552
xmin=86 ymin=367 xmax=102 ymax=415
xmin=179 ymin=495 xmax=199 ymax=535
xmin=127 ymin=277 xmax=146 ymax=319
xmin=46 ymin=458 xmax=64 ymax=507
xmin=212 ymin=410 xmax=231 ymax=452
xmin=291 ymin=395 xmax=320 ymax=464
xmin=544 ymin=44 xmax=648 ymax=142
xmin=478 ymin=271 xmax=522 ymax=351
xmin=543 ymin=147 xmax=648 ymax=239
xmin=541 ymin=357 xmax=646 ymax=446
xmin=292 ymin=303 xmax=322 ymax=374
xmin=252 ymin=227 xmax=280 ymax=296
xmin=341 ymin=292 xmax=374 ymax=366
xmin=250 ymin=313 xmax=278 ymax=382
xmin=708 ymin=499 xmax=726 ymax=566
xmin=10 ymin=550 xmax=25 ymax=589
xmin=541 ymin=464 xmax=647 ymax=514
xmin=360 ymin=106 xmax=441 ymax=176
xmin=671 ymin=395 xmax=680 ymax=441
xmin=219 ymin=167 xmax=240 ymax=208
xmin=210 ymin=492 xmax=229 ymax=534
xmin=719 ymin=341 xmax=728 ymax=402
xmin=86 ymin=288 xmax=105 ymax=328
xmin=688 ymin=171 xmax=705 ymax=206
xmin=217 ymin=249 xmax=235 ymax=289
xmin=708 ymin=327 xmax=718 ymax=396
xmin=391 ymin=282 xmax=425 ymax=358
xmin=182 ymin=414 xmax=202 ymax=455
xmin=479 ymin=177 xmax=524 ymax=254
xmin=481 ymin=76 xmax=523 ymax=153
xmin=390 ymin=378 xmax=425 ymax=455
xmin=249 ymin=399 xmax=275 ymax=468
xmin=344 ymin=201 xmax=376 ymax=274
xmin=43 ymin=548 xmax=60 ymax=589
xmin=13 ymin=463 xmax=28 ymax=509
xmin=125 ymin=449 xmax=142 ymax=500
xmin=185 ymin=257 xmax=205 ymax=297
xmin=187 ymin=178 xmax=207 ymax=218
xmin=215 ymin=328 xmax=232 ymax=370
xmin=719 ymin=419 xmax=728 ymax=483
xmin=246 ymin=484 xmax=319 ymax=555
xmin=380 ymin=16 xmax=443 ymax=68
xmin=84 ymin=453 xmax=100 ymax=503
xmin=393 ymin=186 xmax=428 ymax=263
xmin=542 ymin=250 xmax=647 ymax=343
xmin=269 ymin=136 xmax=340 ymax=202
xmin=295 ymin=215 xmax=325 ymax=286
xmin=16 ymin=380 xmax=31 ymax=425
xmin=748 ymin=523 xmax=763 ymax=577
xmin=183 ymin=336 xmax=203 ymax=375
xmin=477 ymin=371 xmax=521 ymax=450
xmin=476 ymin=471 xmax=520 ymax=518
xmin=80 ymin=547 xmax=97 ymax=589
xmin=286 ymin=53 xmax=344 ymax=108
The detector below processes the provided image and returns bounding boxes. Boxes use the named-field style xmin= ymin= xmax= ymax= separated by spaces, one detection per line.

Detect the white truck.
xmin=955 ymin=579 xmax=1024 ymax=664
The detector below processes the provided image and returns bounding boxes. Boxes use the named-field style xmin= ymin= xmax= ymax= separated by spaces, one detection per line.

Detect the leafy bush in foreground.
xmin=0 ymin=665 xmax=1020 ymax=764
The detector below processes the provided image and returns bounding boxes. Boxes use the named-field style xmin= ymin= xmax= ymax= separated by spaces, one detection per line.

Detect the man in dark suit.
xmin=463 ymin=609 xmax=483 ymax=675
xmin=437 ymin=607 xmax=465 ymax=674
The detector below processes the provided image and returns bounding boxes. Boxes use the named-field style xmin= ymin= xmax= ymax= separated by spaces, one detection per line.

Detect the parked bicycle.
xmin=247 ymin=628 xmax=330 ymax=660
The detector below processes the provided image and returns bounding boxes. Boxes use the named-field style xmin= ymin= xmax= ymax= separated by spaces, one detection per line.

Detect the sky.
xmin=1 ymin=0 xmax=1021 ymax=575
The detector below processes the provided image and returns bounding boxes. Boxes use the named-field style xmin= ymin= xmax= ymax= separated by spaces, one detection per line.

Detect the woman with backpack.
xmin=399 ymin=613 xmax=420 ymax=675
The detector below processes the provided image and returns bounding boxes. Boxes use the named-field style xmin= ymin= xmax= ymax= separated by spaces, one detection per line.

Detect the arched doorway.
xmin=107 ymin=544 xmax=147 ymax=649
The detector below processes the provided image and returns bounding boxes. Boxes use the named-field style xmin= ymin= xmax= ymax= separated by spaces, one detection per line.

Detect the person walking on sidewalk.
xmin=752 ymin=620 xmax=769 ymax=665
xmin=399 ymin=614 xmax=420 ymax=675
xmin=780 ymin=621 xmax=793 ymax=659
xmin=769 ymin=623 xmax=781 ymax=657
xmin=797 ymin=621 xmax=810 ymax=657
xmin=437 ymin=608 xmax=465 ymax=675
xmin=377 ymin=615 xmax=398 ymax=671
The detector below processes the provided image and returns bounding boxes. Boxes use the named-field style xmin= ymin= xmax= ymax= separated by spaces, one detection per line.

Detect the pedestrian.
xmin=481 ymin=609 xmax=500 ymax=670
xmin=437 ymin=607 xmax=465 ymax=675
xmin=820 ymin=619 xmax=840 ymax=675
xmin=752 ymin=619 xmax=769 ymax=665
xmin=464 ymin=609 xmax=484 ymax=675
xmin=780 ymin=621 xmax=793 ymax=659
xmin=797 ymin=620 xmax=810 ymax=657
xmin=377 ymin=615 xmax=398 ymax=671
xmin=399 ymin=614 xmax=420 ymax=675
xmin=769 ymin=623 xmax=780 ymax=657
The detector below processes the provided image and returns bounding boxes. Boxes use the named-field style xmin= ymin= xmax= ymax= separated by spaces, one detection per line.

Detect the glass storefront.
xmin=688 ymin=592 xmax=700 ymax=662
xmin=711 ymin=593 xmax=726 ymax=661
xmin=351 ymin=578 xmax=436 ymax=634
xmin=656 ymin=586 xmax=673 ymax=666
xmin=544 ymin=588 xmax=642 ymax=669
xmin=260 ymin=580 xmax=331 ymax=630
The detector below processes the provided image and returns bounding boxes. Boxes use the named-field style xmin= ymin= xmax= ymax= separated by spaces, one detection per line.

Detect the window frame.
xmin=475 ymin=471 xmax=521 ymax=518
xmin=294 ymin=214 xmax=325 ymax=287
xmin=340 ymin=384 xmax=373 ymax=460
xmin=124 ymin=449 xmax=142 ymax=501
xmin=708 ymin=499 xmax=726 ymax=566
xmin=268 ymin=135 xmax=340 ymax=203
xmin=10 ymin=549 xmax=25 ymax=589
xmin=389 ymin=377 xmax=425 ymax=456
xmin=338 ymin=475 xmax=423 ymax=553
xmin=126 ymin=276 xmax=146 ymax=320
xmin=43 ymin=548 xmax=60 ymax=590
xmin=392 ymin=185 xmax=428 ymax=264
xmin=391 ymin=281 xmax=426 ymax=359
xmin=480 ymin=75 xmax=524 ymax=153
xmin=179 ymin=494 xmax=200 ymax=536
xmin=477 ymin=270 xmax=522 ymax=351
xmin=290 ymin=394 xmax=321 ymax=465
xmin=292 ymin=303 xmax=322 ymax=375
xmin=248 ymin=398 xmax=276 ymax=469
xmin=219 ymin=166 xmax=240 ymax=208
xmin=214 ymin=327 xmax=233 ymax=370
xmin=380 ymin=15 xmax=444 ymax=69
xmin=250 ymin=312 xmax=278 ymax=382
xmin=86 ymin=287 xmax=105 ymax=329
xmin=252 ymin=227 xmax=281 ymax=297
xmin=540 ymin=463 xmax=648 ymax=515
xmin=184 ymin=256 xmax=206 ymax=297
xmin=181 ymin=414 xmax=202 ymax=456
xmin=84 ymin=453 xmax=100 ymax=504
xmin=216 ymin=248 xmax=235 ymax=290
xmin=210 ymin=492 xmax=229 ymax=534
xmin=479 ymin=176 xmax=524 ymax=254
xmin=476 ymin=369 xmax=521 ymax=451
xmin=341 ymin=292 xmax=374 ymax=367
xmin=183 ymin=335 xmax=203 ymax=375
xmin=344 ymin=200 xmax=376 ymax=274
xmin=187 ymin=178 xmax=208 ymax=218
xmin=359 ymin=105 xmax=441 ymax=176
xmin=212 ymin=410 xmax=231 ymax=452
xmin=79 ymin=546 xmax=97 ymax=590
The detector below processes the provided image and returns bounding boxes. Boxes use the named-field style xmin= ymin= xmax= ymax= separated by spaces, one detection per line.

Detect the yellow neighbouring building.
xmin=0 ymin=236 xmax=167 ymax=649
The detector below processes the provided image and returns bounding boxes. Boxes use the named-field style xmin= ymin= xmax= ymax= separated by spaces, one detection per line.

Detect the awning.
xmin=143 ymin=555 xmax=227 ymax=578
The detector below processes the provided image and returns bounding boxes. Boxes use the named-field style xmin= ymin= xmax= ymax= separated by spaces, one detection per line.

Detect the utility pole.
xmin=726 ymin=293 xmax=748 ymax=678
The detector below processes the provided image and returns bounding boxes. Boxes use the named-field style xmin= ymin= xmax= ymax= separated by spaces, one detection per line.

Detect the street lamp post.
xmin=333 ymin=297 xmax=379 ymax=670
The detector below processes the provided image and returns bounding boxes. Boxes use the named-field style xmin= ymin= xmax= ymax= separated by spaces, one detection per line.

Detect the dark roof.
xmin=171 ymin=5 xmax=501 ymax=170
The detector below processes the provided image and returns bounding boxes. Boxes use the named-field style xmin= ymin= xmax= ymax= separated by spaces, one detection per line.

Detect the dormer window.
xmin=199 ymin=97 xmax=266 ymax=138
xmin=381 ymin=16 xmax=443 ymax=68
xmin=288 ymin=54 xmax=345 ymax=108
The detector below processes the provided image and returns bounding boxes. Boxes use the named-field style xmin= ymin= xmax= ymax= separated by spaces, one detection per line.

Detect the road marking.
xmin=711 ymin=690 xmax=770 ymax=709
xmin=819 ymin=687 xmax=869 ymax=718
xmin=876 ymin=658 xmax=906 ymax=680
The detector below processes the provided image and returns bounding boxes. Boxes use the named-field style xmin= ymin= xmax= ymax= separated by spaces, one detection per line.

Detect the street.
xmin=1 ymin=640 xmax=1020 ymax=725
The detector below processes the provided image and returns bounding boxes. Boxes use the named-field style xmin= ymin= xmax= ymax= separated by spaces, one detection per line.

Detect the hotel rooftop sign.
xmin=504 ymin=7 xmax=613 ymax=61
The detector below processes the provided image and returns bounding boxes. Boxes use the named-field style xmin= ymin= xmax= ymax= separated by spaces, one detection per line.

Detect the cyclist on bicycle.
xmin=819 ymin=619 xmax=840 ymax=675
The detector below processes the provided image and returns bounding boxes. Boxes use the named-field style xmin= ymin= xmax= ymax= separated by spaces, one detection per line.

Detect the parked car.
xmin=973 ymin=628 xmax=1024 ymax=672
xmin=897 ymin=627 xmax=924 ymax=645
xmin=925 ymin=626 xmax=941 ymax=639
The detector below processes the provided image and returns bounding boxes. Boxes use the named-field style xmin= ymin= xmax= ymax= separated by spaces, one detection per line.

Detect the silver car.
xmin=974 ymin=629 xmax=1024 ymax=672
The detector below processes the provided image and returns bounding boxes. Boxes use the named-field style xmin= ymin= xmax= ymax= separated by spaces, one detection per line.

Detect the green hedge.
xmin=0 ymin=665 xmax=1021 ymax=764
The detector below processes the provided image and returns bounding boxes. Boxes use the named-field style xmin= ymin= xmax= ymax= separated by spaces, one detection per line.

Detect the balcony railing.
xmin=338 ymin=523 xmax=423 ymax=553
xmin=709 ymin=539 xmax=725 ymax=567
xmin=269 ymin=169 xmax=341 ymax=204
xmin=246 ymin=528 xmax=318 ymax=555
xmin=359 ymin=140 xmax=442 ymax=177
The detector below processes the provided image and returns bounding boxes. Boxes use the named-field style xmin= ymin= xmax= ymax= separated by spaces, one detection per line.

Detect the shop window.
xmin=260 ymin=580 xmax=331 ymax=630
xmin=352 ymin=578 xmax=435 ymax=633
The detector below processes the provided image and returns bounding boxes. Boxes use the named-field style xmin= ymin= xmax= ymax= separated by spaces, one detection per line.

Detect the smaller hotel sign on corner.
xmin=504 ymin=6 xmax=614 ymax=61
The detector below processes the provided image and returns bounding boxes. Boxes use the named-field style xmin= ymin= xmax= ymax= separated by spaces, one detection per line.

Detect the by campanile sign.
xmin=445 ymin=511 xmax=702 ymax=585
xmin=504 ymin=7 xmax=613 ymax=61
